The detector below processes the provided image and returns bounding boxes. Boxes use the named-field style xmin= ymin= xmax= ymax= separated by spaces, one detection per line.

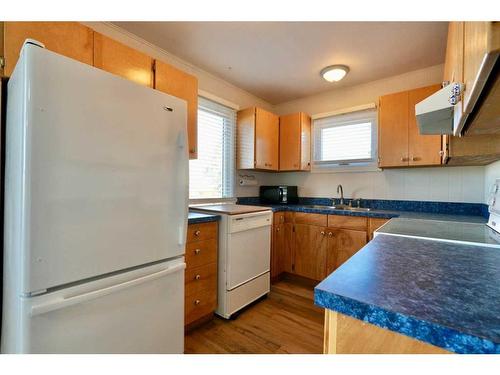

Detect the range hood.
xmin=415 ymin=82 xmax=463 ymax=135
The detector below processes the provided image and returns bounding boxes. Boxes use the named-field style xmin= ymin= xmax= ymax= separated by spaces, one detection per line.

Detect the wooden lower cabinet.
xmin=368 ymin=218 xmax=390 ymax=240
xmin=293 ymin=224 xmax=328 ymax=280
xmin=325 ymin=229 xmax=367 ymax=276
xmin=270 ymin=212 xmax=369 ymax=282
xmin=185 ymin=221 xmax=218 ymax=327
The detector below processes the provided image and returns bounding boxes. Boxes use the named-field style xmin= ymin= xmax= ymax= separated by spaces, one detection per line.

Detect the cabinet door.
xmin=378 ymin=91 xmax=409 ymax=167
xmin=255 ymin=108 xmax=279 ymax=170
xmin=408 ymin=85 xmax=442 ymax=166
xmin=279 ymin=113 xmax=302 ymax=171
xmin=271 ymin=224 xmax=285 ymax=279
xmin=283 ymin=223 xmax=294 ymax=273
xmin=293 ymin=224 xmax=327 ymax=280
xmin=443 ymin=22 xmax=464 ymax=83
xmin=93 ymin=33 xmax=153 ymax=87
xmin=4 ymin=22 xmax=93 ymax=77
xmin=326 ymin=229 xmax=367 ymax=274
xmin=155 ymin=60 xmax=199 ymax=159
xmin=300 ymin=113 xmax=312 ymax=170
xmin=463 ymin=22 xmax=499 ymax=114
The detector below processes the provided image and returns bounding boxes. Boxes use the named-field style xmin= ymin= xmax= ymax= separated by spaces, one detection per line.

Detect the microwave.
xmin=259 ymin=186 xmax=298 ymax=204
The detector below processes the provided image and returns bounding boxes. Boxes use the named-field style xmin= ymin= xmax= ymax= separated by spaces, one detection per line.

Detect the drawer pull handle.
xmin=194 ymin=249 xmax=201 ymax=255
xmin=195 ymin=274 xmax=201 ymax=280
xmin=194 ymin=299 xmax=201 ymax=305
xmin=194 ymin=230 xmax=201 ymax=236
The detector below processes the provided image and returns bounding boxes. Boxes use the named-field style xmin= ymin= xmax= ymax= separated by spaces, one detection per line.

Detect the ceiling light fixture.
xmin=321 ymin=65 xmax=350 ymax=82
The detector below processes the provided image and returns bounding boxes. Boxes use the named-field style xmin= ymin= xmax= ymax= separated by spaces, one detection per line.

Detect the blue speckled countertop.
xmin=239 ymin=203 xmax=487 ymax=223
xmin=314 ymin=235 xmax=500 ymax=354
xmin=188 ymin=211 xmax=220 ymax=224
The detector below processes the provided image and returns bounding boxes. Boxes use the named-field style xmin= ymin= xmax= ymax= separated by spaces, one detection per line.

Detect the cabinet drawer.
xmin=185 ymin=239 xmax=217 ymax=269
xmin=187 ymin=222 xmax=218 ymax=243
xmin=274 ymin=212 xmax=285 ymax=225
xmin=185 ymin=263 xmax=217 ymax=297
xmin=294 ymin=212 xmax=327 ymax=226
xmin=185 ymin=288 xmax=217 ymax=325
xmin=328 ymin=215 xmax=367 ymax=230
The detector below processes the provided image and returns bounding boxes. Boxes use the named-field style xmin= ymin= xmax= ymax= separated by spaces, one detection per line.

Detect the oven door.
xmin=225 ymin=211 xmax=272 ymax=290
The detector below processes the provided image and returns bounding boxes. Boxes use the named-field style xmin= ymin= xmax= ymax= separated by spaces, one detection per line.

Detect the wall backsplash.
xmin=236 ymin=166 xmax=487 ymax=204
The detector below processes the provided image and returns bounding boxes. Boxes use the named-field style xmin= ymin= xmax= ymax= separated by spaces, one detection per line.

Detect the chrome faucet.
xmin=337 ymin=184 xmax=344 ymax=205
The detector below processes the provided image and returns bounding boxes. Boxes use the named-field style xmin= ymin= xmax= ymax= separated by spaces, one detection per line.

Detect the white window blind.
xmin=189 ymin=97 xmax=236 ymax=199
xmin=313 ymin=109 xmax=377 ymax=169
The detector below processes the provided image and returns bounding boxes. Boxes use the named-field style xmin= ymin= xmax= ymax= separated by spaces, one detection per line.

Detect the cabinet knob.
xmin=401 ymin=157 xmax=409 ymax=162
xmin=328 ymin=232 xmax=333 ymax=237
xmin=276 ymin=227 xmax=280 ymax=232
xmin=320 ymin=231 xmax=325 ymax=236
xmin=194 ymin=299 xmax=201 ymax=305
xmin=411 ymin=156 xmax=420 ymax=162
xmin=439 ymin=150 xmax=445 ymax=156
xmin=195 ymin=274 xmax=201 ymax=280
xmin=194 ymin=230 xmax=201 ymax=236
xmin=194 ymin=248 xmax=201 ymax=255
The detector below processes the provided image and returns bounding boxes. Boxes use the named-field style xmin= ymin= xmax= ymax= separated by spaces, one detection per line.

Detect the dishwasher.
xmin=191 ymin=204 xmax=272 ymax=318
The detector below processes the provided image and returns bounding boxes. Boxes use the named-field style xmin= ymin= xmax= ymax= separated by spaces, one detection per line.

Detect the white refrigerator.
xmin=1 ymin=41 xmax=189 ymax=353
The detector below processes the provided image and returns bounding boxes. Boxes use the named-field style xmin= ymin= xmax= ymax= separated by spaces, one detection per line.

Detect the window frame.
xmin=312 ymin=109 xmax=380 ymax=173
xmin=188 ymin=96 xmax=237 ymax=202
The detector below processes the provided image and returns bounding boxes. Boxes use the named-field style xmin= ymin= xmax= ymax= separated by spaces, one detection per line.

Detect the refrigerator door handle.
xmin=30 ymin=262 xmax=186 ymax=317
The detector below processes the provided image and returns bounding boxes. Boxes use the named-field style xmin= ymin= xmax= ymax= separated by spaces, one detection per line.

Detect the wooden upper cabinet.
xmin=279 ymin=112 xmax=311 ymax=171
xmin=443 ymin=22 xmax=464 ymax=84
xmin=255 ymin=108 xmax=279 ymax=170
xmin=93 ymin=33 xmax=153 ymax=87
xmin=408 ymin=85 xmax=442 ymax=166
xmin=155 ymin=60 xmax=198 ymax=159
xmin=462 ymin=22 xmax=499 ymax=115
xmin=378 ymin=90 xmax=409 ymax=167
xmin=237 ymin=107 xmax=279 ymax=171
xmin=379 ymin=85 xmax=442 ymax=168
xmin=3 ymin=22 xmax=93 ymax=76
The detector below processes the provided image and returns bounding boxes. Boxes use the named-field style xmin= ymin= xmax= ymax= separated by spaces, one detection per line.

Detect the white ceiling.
xmin=113 ymin=22 xmax=448 ymax=104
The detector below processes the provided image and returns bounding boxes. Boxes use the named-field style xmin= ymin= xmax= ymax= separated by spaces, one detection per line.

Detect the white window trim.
xmin=311 ymin=108 xmax=381 ymax=173
xmin=189 ymin=96 xmax=237 ymax=202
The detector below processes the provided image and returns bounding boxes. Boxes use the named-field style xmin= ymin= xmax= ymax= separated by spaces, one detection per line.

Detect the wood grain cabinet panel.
xmin=408 ymin=84 xmax=442 ymax=166
xmin=93 ymin=33 xmax=153 ymax=87
xmin=326 ymin=229 xmax=367 ymax=275
xmin=271 ymin=223 xmax=285 ymax=279
xmin=255 ymin=108 xmax=279 ymax=170
xmin=279 ymin=112 xmax=311 ymax=171
xmin=293 ymin=224 xmax=328 ymax=281
xmin=378 ymin=90 xmax=409 ymax=167
xmin=3 ymin=21 xmax=94 ymax=77
xmin=155 ymin=60 xmax=198 ymax=159
xmin=237 ymin=107 xmax=279 ymax=171
xmin=378 ymin=85 xmax=443 ymax=168
xmin=185 ymin=221 xmax=218 ymax=327
xmin=327 ymin=215 xmax=367 ymax=231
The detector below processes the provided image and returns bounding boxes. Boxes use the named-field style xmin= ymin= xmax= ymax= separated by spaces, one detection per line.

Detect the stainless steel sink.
xmin=304 ymin=205 xmax=371 ymax=212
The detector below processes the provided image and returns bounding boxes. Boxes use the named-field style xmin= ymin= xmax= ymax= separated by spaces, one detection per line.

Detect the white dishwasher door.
xmin=226 ymin=211 xmax=272 ymax=290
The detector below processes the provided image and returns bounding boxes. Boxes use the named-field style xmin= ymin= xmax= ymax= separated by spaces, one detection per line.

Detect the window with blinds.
xmin=189 ymin=97 xmax=236 ymax=199
xmin=312 ymin=109 xmax=377 ymax=170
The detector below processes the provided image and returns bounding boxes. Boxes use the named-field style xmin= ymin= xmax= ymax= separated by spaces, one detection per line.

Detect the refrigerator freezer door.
xmin=5 ymin=44 xmax=188 ymax=294
xmin=13 ymin=259 xmax=185 ymax=353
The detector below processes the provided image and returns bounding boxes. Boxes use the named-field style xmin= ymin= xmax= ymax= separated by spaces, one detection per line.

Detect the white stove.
xmin=375 ymin=178 xmax=500 ymax=248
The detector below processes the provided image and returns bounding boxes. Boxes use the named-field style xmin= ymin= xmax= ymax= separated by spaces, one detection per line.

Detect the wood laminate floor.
xmin=184 ymin=275 xmax=324 ymax=354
